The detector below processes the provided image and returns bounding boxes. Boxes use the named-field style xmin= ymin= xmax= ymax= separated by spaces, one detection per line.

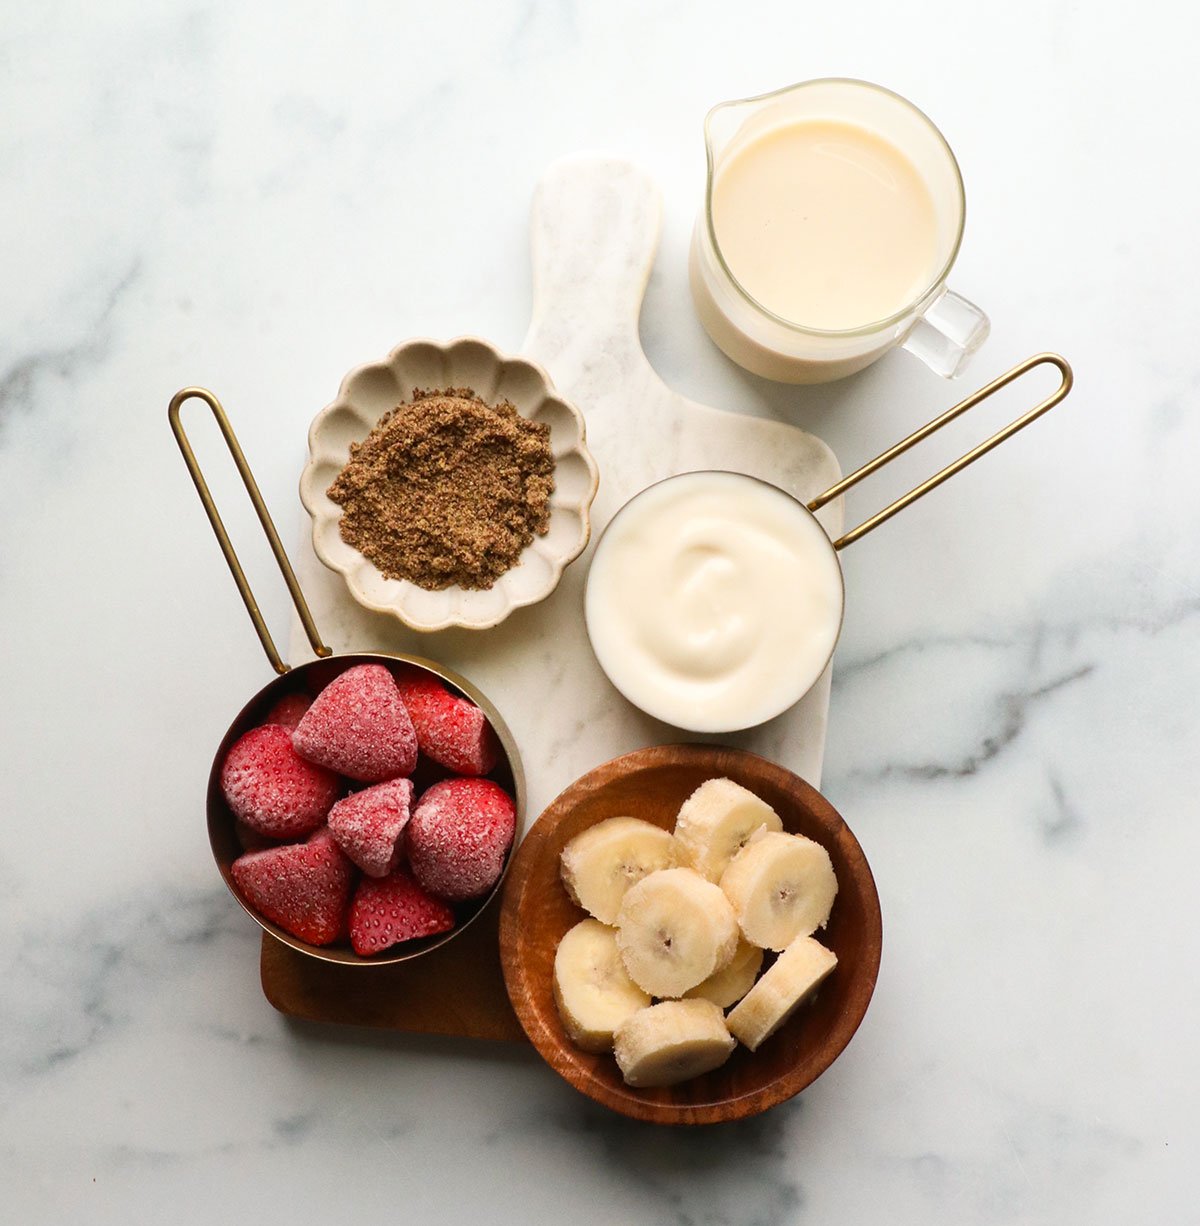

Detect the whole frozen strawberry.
xmin=327 ymin=778 xmax=413 ymax=878
xmin=407 ymin=778 xmax=516 ymax=902
xmin=231 ymin=828 xmax=355 ymax=946
xmin=292 ymin=664 xmax=417 ymax=782
xmin=220 ymin=724 xmax=340 ymax=838
xmin=264 ymin=692 xmax=313 ymax=730
xmin=394 ymin=667 xmax=500 ymax=776
xmin=349 ymin=869 xmax=456 ymax=956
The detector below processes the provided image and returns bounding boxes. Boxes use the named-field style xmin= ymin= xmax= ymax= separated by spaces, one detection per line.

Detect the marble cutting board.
xmin=268 ymin=155 xmax=844 ymax=1035
xmin=288 ymin=153 xmax=843 ymax=816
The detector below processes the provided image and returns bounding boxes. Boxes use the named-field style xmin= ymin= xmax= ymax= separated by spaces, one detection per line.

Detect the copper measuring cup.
xmin=585 ymin=353 xmax=1074 ymax=732
xmin=169 ymin=387 xmax=526 ymax=965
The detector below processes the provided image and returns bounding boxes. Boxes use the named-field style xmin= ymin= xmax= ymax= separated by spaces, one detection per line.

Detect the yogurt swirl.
xmin=585 ymin=472 xmax=844 ymax=732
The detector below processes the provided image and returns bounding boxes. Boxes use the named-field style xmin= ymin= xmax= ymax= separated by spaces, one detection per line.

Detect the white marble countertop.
xmin=4 ymin=2 xmax=1197 ymax=1221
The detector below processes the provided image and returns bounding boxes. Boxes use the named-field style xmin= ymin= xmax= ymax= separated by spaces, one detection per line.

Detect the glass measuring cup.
xmin=689 ymin=78 xmax=990 ymax=384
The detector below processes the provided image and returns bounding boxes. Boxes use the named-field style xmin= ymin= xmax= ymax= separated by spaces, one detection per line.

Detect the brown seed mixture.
xmin=327 ymin=387 xmax=555 ymax=590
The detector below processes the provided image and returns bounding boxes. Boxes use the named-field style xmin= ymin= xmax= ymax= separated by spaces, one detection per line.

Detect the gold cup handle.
xmin=168 ymin=387 xmax=330 ymax=674
xmin=808 ymin=353 xmax=1074 ymax=550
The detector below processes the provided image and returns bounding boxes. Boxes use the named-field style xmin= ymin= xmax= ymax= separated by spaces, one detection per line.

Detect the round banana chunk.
xmin=615 ymin=867 xmax=739 ymax=997
xmin=673 ymin=777 xmax=784 ymax=883
xmin=683 ymin=938 xmax=764 ymax=1009
xmin=553 ymin=919 xmax=652 ymax=1053
xmin=560 ymin=816 xmax=676 ymax=925
xmin=725 ymin=935 xmax=837 ymax=1051
xmin=613 ymin=999 xmax=736 ymax=1088
xmin=720 ymin=829 xmax=838 ymax=950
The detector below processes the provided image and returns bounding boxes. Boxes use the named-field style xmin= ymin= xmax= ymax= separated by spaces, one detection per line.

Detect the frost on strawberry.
xmin=349 ymin=869 xmax=455 ymax=956
xmin=327 ymin=778 xmax=413 ymax=878
xmin=220 ymin=724 xmax=340 ymax=838
xmin=394 ymin=667 xmax=500 ymax=776
xmin=292 ymin=664 xmax=417 ymax=782
xmin=407 ymin=778 xmax=516 ymax=901
xmin=231 ymin=828 xmax=355 ymax=946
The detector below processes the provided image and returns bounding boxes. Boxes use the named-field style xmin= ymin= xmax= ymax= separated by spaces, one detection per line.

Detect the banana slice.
xmin=719 ymin=829 xmax=838 ymax=950
xmin=613 ymin=999 xmax=736 ymax=1087
xmin=725 ymin=935 xmax=837 ymax=1051
xmin=683 ymin=938 xmax=764 ymax=1009
xmin=553 ymin=919 xmax=652 ymax=1052
xmin=560 ymin=816 xmax=676 ymax=925
xmin=615 ymin=867 xmax=739 ymax=997
xmin=673 ymin=778 xmax=784 ymax=883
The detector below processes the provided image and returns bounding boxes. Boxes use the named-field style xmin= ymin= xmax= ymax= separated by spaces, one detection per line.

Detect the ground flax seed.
xmin=327 ymin=388 xmax=555 ymax=590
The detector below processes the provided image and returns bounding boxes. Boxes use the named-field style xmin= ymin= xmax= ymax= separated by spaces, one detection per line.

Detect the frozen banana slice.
xmin=720 ymin=829 xmax=837 ymax=951
xmin=560 ymin=816 xmax=676 ymax=925
xmin=683 ymin=938 xmax=764 ymax=1009
xmin=615 ymin=867 xmax=739 ymax=998
xmin=726 ymin=935 xmax=837 ymax=1051
xmin=673 ymin=778 xmax=783 ymax=883
xmin=613 ymin=999 xmax=736 ymax=1088
xmin=553 ymin=919 xmax=651 ymax=1053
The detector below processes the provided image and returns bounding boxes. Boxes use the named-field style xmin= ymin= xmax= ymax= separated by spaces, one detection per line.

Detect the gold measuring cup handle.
xmin=807 ymin=353 xmax=1073 ymax=550
xmin=168 ymin=387 xmax=330 ymax=674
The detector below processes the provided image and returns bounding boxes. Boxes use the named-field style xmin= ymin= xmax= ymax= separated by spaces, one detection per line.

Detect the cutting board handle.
xmin=522 ymin=154 xmax=662 ymax=377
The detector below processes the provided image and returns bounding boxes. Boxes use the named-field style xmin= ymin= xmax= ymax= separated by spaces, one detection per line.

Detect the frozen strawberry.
xmin=394 ymin=668 xmax=500 ymax=776
xmin=264 ymin=692 xmax=313 ymax=730
xmin=407 ymin=778 xmax=516 ymax=902
xmin=349 ymin=869 xmax=456 ymax=956
xmin=292 ymin=664 xmax=417 ymax=783
xmin=231 ymin=828 xmax=355 ymax=946
xmin=327 ymin=778 xmax=413 ymax=878
xmin=220 ymin=724 xmax=341 ymax=838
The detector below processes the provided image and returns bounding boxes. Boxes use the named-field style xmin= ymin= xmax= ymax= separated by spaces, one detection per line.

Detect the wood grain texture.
xmin=498 ymin=744 xmax=882 ymax=1125
xmin=260 ymin=896 xmax=525 ymax=1042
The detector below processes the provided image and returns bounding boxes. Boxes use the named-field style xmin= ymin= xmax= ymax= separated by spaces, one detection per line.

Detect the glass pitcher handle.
xmin=901 ymin=288 xmax=990 ymax=379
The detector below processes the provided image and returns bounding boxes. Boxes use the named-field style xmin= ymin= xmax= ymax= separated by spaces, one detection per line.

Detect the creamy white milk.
xmin=584 ymin=473 xmax=844 ymax=732
xmin=711 ymin=118 xmax=939 ymax=331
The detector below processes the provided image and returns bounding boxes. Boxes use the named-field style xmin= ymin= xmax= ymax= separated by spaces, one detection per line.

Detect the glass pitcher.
xmin=689 ymin=78 xmax=990 ymax=384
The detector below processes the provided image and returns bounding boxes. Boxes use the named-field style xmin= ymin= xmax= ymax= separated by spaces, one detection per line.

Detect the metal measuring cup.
xmin=585 ymin=353 xmax=1074 ymax=732
xmin=169 ymin=388 xmax=526 ymax=965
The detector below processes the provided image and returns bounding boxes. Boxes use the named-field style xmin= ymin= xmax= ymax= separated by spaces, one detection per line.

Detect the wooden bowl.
xmin=499 ymin=744 xmax=881 ymax=1125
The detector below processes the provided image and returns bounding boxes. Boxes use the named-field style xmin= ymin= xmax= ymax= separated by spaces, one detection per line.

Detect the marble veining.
xmin=0 ymin=260 xmax=140 ymax=431
xmin=4 ymin=886 xmax=248 ymax=1083
xmin=288 ymin=154 xmax=845 ymax=823
xmin=2 ymin=3 xmax=1198 ymax=1223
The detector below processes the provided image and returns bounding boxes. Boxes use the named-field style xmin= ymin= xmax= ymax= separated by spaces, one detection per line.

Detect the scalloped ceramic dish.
xmin=300 ymin=337 xmax=599 ymax=631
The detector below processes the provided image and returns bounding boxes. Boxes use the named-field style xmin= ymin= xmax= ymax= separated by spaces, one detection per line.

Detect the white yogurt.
xmin=584 ymin=472 xmax=844 ymax=732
